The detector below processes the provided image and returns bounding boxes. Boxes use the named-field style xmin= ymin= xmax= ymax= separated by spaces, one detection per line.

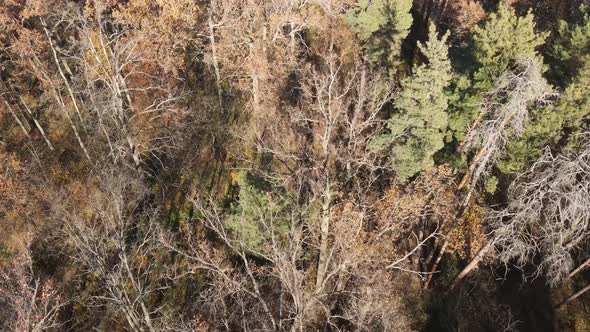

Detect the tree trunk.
xmin=416 ymin=228 xmax=425 ymax=272
xmin=290 ymin=21 xmax=297 ymax=56
xmin=459 ymin=111 xmax=518 ymax=189
xmin=58 ymin=95 xmax=92 ymax=162
xmin=568 ymin=257 xmax=590 ymax=279
xmin=315 ymin=191 xmax=332 ymax=293
xmin=19 ymin=97 xmax=54 ymax=151
xmin=251 ymin=69 xmax=260 ymax=113
xmin=208 ymin=14 xmax=223 ymax=110
xmin=4 ymin=100 xmax=31 ymax=139
xmin=42 ymin=22 xmax=85 ymax=124
xmin=554 ymin=282 xmax=590 ymax=309
xmin=458 ymin=147 xmax=487 ymax=189
xmin=423 ymin=188 xmax=475 ymax=289
xmin=39 ymin=22 xmax=91 ymax=162
xmin=450 ymin=239 xmax=494 ymax=290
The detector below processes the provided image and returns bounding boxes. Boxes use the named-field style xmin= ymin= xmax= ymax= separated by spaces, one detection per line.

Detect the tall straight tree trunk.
xmin=55 ymin=92 xmax=92 ymax=162
xmin=208 ymin=14 xmax=223 ymax=110
xmin=315 ymin=182 xmax=332 ymax=292
xmin=39 ymin=21 xmax=91 ymax=162
xmin=42 ymin=22 xmax=85 ymax=124
xmin=20 ymin=97 xmax=54 ymax=151
xmin=423 ymin=187 xmax=475 ymax=289
xmin=4 ymin=100 xmax=31 ymax=139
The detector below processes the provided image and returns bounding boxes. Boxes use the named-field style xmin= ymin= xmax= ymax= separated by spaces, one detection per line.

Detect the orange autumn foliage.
xmin=375 ymin=165 xmax=459 ymax=238
xmin=447 ymin=200 xmax=487 ymax=260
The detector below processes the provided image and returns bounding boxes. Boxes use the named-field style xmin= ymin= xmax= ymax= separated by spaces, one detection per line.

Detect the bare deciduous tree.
xmin=0 ymin=234 xmax=65 ymax=332
xmin=54 ymin=169 xmax=170 ymax=332
xmin=2 ymin=2 xmax=186 ymax=168
xmin=452 ymin=141 xmax=590 ymax=290
xmin=157 ymin=43 xmax=428 ymax=329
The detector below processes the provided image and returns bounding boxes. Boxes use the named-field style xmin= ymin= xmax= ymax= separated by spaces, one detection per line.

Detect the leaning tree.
xmin=451 ymin=140 xmax=590 ymax=305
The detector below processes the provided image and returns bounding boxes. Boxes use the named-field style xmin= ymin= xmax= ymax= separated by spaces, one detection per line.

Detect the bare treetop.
xmin=493 ymin=139 xmax=590 ymax=286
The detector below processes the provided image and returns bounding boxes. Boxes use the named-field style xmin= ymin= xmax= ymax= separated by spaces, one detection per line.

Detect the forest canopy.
xmin=1 ymin=0 xmax=590 ymax=331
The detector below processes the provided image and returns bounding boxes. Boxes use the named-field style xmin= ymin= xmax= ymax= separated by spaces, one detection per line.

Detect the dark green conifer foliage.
xmin=499 ymin=55 xmax=590 ymax=173
xmin=472 ymin=3 xmax=547 ymax=90
xmin=225 ymin=172 xmax=289 ymax=252
xmin=372 ymin=23 xmax=452 ymax=181
xmin=446 ymin=75 xmax=481 ymax=144
xmin=498 ymin=5 xmax=590 ymax=173
xmin=549 ymin=5 xmax=590 ymax=84
xmin=447 ymin=3 xmax=548 ymax=150
xmin=345 ymin=0 xmax=413 ymax=74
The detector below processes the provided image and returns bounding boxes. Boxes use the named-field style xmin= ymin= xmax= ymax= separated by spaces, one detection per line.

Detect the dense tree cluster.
xmin=1 ymin=0 xmax=590 ymax=331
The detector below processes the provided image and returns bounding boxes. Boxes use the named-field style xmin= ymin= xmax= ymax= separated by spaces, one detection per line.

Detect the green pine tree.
xmin=345 ymin=0 xmax=413 ymax=74
xmin=372 ymin=23 xmax=452 ymax=181
xmin=548 ymin=5 xmax=590 ymax=85
xmin=445 ymin=74 xmax=481 ymax=143
xmin=499 ymin=55 xmax=590 ymax=173
xmin=225 ymin=172 xmax=289 ymax=252
xmin=446 ymin=3 xmax=548 ymax=151
xmin=472 ymin=3 xmax=548 ymax=90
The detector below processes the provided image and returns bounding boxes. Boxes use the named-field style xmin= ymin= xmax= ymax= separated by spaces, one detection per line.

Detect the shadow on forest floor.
xmin=423 ymin=267 xmax=556 ymax=332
